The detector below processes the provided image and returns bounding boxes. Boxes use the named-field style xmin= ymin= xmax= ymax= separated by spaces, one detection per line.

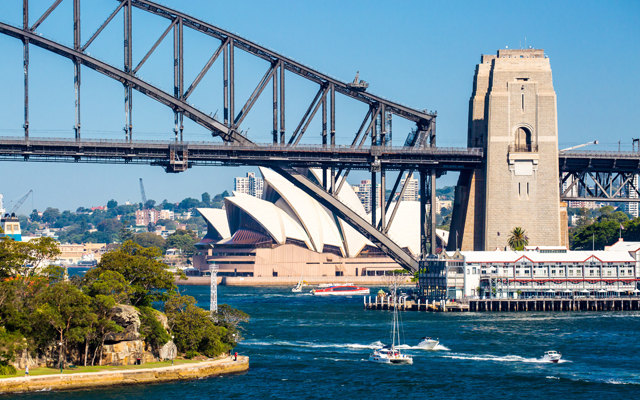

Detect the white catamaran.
xmin=369 ymin=285 xmax=413 ymax=365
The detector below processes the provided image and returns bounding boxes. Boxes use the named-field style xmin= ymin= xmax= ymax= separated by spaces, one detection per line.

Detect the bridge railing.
xmin=0 ymin=136 xmax=483 ymax=156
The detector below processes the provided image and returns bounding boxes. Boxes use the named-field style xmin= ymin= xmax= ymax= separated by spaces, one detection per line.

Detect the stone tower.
xmin=449 ymin=49 xmax=567 ymax=251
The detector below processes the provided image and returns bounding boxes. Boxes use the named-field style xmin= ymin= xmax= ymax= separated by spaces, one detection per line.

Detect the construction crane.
xmin=139 ymin=178 xmax=147 ymax=208
xmin=559 ymin=140 xmax=598 ymax=152
xmin=10 ymin=190 xmax=33 ymax=215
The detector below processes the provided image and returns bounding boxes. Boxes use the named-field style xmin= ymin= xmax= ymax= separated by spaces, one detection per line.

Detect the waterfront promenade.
xmin=0 ymin=356 xmax=248 ymax=394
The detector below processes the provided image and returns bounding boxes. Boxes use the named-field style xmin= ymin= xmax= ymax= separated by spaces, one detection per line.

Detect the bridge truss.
xmin=560 ymin=151 xmax=640 ymax=203
xmin=0 ymin=0 xmax=460 ymax=271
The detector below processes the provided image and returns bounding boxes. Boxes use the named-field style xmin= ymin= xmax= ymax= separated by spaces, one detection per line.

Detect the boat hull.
xmin=417 ymin=339 xmax=439 ymax=350
xmin=312 ymin=289 xmax=370 ymax=296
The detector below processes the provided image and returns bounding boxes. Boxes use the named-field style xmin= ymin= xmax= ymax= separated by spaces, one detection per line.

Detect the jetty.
xmin=364 ymin=296 xmax=640 ymax=312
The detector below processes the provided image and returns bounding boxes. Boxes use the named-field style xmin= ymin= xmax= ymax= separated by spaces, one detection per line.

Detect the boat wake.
xmin=242 ymin=340 xmax=386 ymax=350
xmin=395 ymin=344 xmax=450 ymax=351
xmin=441 ymin=353 xmax=570 ymax=363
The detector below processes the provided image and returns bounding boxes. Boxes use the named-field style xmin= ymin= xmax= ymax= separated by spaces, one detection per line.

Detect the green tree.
xmin=144 ymin=200 xmax=156 ymax=210
xmin=35 ymin=282 xmax=95 ymax=368
xmin=507 ymin=227 xmax=529 ymax=251
xmin=201 ymin=192 xmax=211 ymax=207
xmin=41 ymin=207 xmax=60 ymax=224
xmin=29 ymin=209 xmax=40 ymax=222
xmin=165 ymin=294 xmax=231 ymax=357
xmin=0 ymin=237 xmax=60 ymax=280
xmin=97 ymin=218 xmax=123 ymax=234
xmin=85 ymin=241 xmax=177 ymax=306
xmin=166 ymin=229 xmax=198 ymax=254
xmin=107 ymin=200 xmax=118 ymax=209
xmin=132 ymin=232 xmax=166 ymax=250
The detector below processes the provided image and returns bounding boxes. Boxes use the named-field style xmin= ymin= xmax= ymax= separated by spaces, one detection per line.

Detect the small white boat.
xmin=541 ymin=350 xmax=562 ymax=363
xmin=417 ymin=337 xmax=439 ymax=350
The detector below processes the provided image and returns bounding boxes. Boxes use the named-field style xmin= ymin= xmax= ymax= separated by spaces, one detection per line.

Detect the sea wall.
xmin=0 ymin=357 xmax=248 ymax=394
xmin=176 ymin=276 xmax=413 ymax=286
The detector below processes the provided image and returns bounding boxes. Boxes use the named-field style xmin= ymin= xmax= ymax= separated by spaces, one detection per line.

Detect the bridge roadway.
xmin=0 ymin=137 xmax=484 ymax=172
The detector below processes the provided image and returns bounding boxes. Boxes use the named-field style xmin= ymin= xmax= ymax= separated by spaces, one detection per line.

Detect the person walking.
xmin=234 ymin=352 xmax=238 ymax=361
xmin=25 ymin=365 xmax=29 ymax=377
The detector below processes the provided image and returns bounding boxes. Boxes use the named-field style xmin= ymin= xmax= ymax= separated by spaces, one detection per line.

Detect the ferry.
xmin=311 ymin=285 xmax=370 ymax=296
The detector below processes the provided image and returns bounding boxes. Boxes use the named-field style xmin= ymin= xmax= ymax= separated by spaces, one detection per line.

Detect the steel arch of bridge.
xmin=0 ymin=0 xmax=450 ymax=271
xmin=2 ymin=0 xmax=436 ymax=147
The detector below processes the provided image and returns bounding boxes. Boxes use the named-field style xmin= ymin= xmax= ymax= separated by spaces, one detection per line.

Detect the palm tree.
xmin=508 ymin=227 xmax=529 ymax=250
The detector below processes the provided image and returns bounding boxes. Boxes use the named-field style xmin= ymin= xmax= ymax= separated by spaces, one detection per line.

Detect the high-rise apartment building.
xmin=624 ymin=175 xmax=639 ymax=218
xmin=399 ymin=173 xmax=420 ymax=202
xmin=352 ymin=180 xmax=381 ymax=213
xmin=234 ymin=172 xmax=264 ymax=199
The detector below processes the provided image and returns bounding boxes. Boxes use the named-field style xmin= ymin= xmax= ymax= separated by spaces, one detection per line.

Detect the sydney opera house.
xmin=193 ymin=167 xmax=448 ymax=278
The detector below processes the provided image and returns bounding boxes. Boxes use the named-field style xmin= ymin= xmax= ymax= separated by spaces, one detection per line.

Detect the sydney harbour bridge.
xmin=1 ymin=0 xmax=638 ymax=272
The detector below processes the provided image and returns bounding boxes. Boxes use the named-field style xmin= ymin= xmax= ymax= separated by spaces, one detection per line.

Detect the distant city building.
xmin=399 ymin=173 xmax=419 ymax=202
xmin=436 ymin=197 xmax=453 ymax=211
xmin=136 ymin=209 xmax=159 ymax=226
xmin=234 ymin=172 xmax=264 ymax=198
xmin=624 ymin=174 xmax=639 ymax=218
xmin=91 ymin=206 xmax=107 ymax=211
xmin=159 ymin=210 xmax=175 ymax=221
xmin=351 ymin=180 xmax=381 ymax=213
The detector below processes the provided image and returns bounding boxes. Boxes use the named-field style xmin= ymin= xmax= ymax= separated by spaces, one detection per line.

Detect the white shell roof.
xmin=224 ymin=194 xmax=311 ymax=249
xmin=372 ymin=201 xmax=421 ymax=255
xmin=260 ymin=167 xmax=345 ymax=255
xmin=197 ymin=208 xmax=231 ymax=239
xmin=308 ymin=168 xmax=370 ymax=257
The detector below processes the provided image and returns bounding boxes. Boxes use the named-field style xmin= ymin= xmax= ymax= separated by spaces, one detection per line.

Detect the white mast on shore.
xmin=210 ymin=263 xmax=220 ymax=315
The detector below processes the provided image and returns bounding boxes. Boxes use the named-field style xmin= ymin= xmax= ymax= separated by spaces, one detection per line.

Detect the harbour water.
xmin=13 ymin=285 xmax=640 ymax=399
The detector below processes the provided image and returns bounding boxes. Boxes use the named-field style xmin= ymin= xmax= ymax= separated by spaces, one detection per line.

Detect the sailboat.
xmin=369 ymin=286 xmax=413 ymax=364
xmin=292 ymin=273 xmax=304 ymax=292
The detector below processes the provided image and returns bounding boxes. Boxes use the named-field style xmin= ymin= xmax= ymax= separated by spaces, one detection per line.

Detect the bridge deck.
xmin=0 ymin=137 xmax=484 ymax=171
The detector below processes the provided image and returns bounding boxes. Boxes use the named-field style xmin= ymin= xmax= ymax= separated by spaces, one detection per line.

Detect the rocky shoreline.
xmin=0 ymin=356 xmax=248 ymax=394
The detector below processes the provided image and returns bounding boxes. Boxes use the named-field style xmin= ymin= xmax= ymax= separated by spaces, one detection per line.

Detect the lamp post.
xmin=58 ymin=342 xmax=63 ymax=374
xmin=171 ymin=335 xmax=174 ymax=366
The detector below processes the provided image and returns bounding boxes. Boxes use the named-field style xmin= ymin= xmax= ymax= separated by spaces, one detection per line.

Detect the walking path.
xmin=0 ymin=356 xmax=248 ymax=394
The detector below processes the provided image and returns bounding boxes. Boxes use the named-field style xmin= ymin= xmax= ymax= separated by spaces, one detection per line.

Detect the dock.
xmin=364 ymin=296 xmax=640 ymax=312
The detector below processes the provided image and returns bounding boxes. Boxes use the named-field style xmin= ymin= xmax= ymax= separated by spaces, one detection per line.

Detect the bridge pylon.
xmin=449 ymin=49 xmax=567 ymax=251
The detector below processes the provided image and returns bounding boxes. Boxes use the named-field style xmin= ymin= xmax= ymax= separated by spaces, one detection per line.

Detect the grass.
xmin=0 ymin=359 xmax=212 ymax=379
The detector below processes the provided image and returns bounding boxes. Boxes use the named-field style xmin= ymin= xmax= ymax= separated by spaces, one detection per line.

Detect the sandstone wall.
xmin=0 ymin=357 xmax=248 ymax=394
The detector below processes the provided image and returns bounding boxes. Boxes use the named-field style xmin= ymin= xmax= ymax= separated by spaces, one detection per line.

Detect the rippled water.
xmin=13 ymin=286 xmax=640 ymax=399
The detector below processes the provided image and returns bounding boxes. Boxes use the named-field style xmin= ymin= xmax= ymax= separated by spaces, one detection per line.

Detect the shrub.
xmin=185 ymin=350 xmax=199 ymax=359
xmin=0 ymin=364 xmax=17 ymax=376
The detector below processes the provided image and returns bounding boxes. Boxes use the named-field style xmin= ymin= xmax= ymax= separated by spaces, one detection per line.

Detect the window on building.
xmin=607 ymin=270 xmax=612 ymax=276
xmin=590 ymin=270 xmax=594 ymax=276
xmin=629 ymin=269 xmax=633 ymax=275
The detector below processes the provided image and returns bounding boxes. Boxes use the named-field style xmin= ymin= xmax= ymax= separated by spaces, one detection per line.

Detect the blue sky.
xmin=0 ymin=0 xmax=638 ymax=211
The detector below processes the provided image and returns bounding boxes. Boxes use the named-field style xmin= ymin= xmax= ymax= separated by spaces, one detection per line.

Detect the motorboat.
xmin=541 ymin=350 xmax=562 ymax=363
xmin=369 ymin=283 xmax=413 ymax=365
xmin=417 ymin=337 xmax=439 ymax=350
xmin=311 ymin=285 xmax=369 ymax=296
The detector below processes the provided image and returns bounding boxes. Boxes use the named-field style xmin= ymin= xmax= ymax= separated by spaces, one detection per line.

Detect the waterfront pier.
xmin=364 ymin=296 xmax=640 ymax=312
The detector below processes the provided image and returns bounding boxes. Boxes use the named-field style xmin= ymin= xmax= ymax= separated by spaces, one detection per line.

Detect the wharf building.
xmin=419 ymin=240 xmax=640 ymax=300
xmin=193 ymin=167 xmax=448 ymax=279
